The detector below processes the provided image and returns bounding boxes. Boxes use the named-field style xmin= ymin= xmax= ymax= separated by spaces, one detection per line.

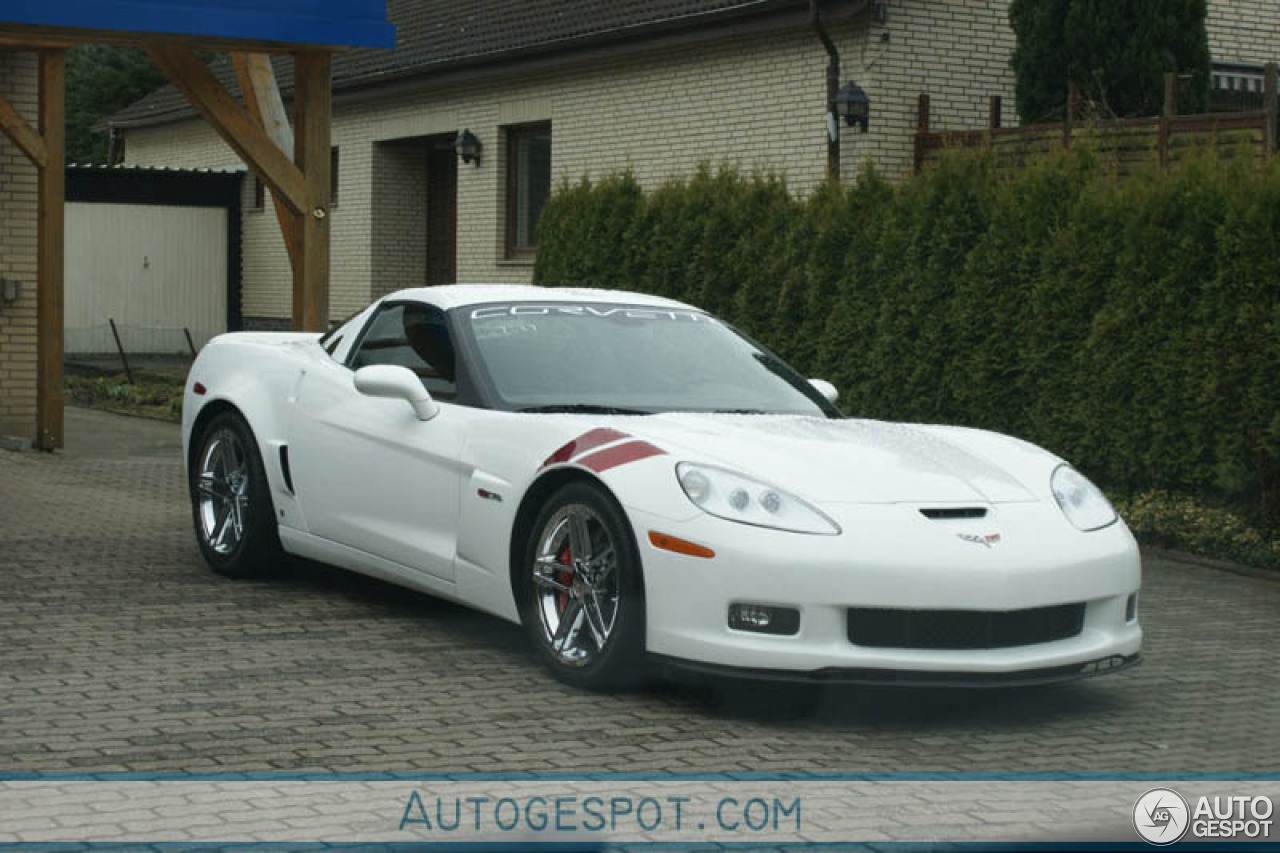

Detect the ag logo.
xmin=1134 ymin=788 xmax=1190 ymax=845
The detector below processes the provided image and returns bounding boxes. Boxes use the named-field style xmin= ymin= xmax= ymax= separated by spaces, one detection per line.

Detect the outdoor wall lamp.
xmin=454 ymin=129 xmax=482 ymax=166
xmin=834 ymin=81 xmax=870 ymax=132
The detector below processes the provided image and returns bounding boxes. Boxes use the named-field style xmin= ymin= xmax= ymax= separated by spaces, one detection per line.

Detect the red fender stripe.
xmin=542 ymin=427 xmax=629 ymax=468
xmin=577 ymin=440 xmax=666 ymax=473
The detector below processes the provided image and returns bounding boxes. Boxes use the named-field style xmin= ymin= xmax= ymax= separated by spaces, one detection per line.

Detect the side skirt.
xmin=278 ymin=527 xmax=465 ymax=604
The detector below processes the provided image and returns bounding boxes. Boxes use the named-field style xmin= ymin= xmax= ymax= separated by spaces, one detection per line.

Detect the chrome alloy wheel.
xmin=196 ymin=429 xmax=251 ymax=555
xmin=531 ymin=504 xmax=620 ymax=666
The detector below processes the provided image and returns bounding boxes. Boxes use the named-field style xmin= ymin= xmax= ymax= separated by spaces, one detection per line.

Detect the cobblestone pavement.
xmin=1 ymin=407 xmax=1277 ymax=774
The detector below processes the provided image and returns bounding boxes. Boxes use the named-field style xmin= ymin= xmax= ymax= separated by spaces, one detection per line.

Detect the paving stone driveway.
xmin=1 ymin=407 xmax=1277 ymax=774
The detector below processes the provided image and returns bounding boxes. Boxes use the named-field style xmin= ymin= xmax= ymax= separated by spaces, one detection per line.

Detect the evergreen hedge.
xmin=533 ymin=152 xmax=1280 ymax=528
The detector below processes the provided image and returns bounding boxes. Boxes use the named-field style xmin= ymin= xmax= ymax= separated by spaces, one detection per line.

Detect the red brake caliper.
xmin=556 ymin=543 xmax=573 ymax=614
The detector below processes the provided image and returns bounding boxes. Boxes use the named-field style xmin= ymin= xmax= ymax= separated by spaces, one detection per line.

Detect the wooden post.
xmin=1064 ymin=81 xmax=1078 ymax=149
xmin=1159 ymin=72 xmax=1177 ymax=172
xmin=913 ymin=93 xmax=930 ymax=174
xmin=1264 ymin=62 xmax=1277 ymax=161
xmin=36 ymin=49 xmax=65 ymax=451
xmin=986 ymin=95 xmax=1002 ymax=151
xmin=292 ymin=51 xmax=331 ymax=333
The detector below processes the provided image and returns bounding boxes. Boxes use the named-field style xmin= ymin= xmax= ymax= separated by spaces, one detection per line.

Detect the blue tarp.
xmin=1 ymin=0 xmax=394 ymax=49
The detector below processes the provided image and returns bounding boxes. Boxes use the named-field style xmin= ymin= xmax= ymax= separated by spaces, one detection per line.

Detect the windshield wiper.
xmin=518 ymin=404 xmax=652 ymax=416
xmin=710 ymin=408 xmax=772 ymax=415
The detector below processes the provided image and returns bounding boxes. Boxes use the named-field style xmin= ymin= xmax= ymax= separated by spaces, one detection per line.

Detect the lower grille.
xmin=847 ymin=603 xmax=1085 ymax=650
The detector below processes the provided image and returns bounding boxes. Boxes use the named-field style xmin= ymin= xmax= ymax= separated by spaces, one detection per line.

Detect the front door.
xmin=289 ymin=302 xmax=466 ymax=582
xmin=426 ymin=144 xmax=457 ymax=286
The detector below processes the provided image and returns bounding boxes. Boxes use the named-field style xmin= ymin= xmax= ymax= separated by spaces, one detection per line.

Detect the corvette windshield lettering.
xmin=471 ymin=304 xmax=713 ymax=322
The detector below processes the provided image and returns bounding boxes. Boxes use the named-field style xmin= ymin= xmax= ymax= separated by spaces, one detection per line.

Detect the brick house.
xmin=0 ymin=51 xmax=38 ymax=442
xmin=103 ymin=0 xmax=1280 ymax=333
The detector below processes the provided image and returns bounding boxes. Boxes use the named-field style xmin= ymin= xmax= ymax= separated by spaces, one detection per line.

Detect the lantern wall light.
xmin=454 ymin=129 xmax=482 ymax=166
xmin=834 ymin=81 xmax=870 ymax=133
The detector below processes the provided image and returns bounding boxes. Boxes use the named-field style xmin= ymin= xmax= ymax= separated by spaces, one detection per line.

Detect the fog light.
xmin=1125 ymin=593 xmax=1138 ymax=623
xmin=728 ymin=604 xmax=800 ymax=636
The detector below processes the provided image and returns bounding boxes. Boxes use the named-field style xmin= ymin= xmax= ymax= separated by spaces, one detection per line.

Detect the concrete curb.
xmin=1145 ymin=545 xmax=1279 ymax=583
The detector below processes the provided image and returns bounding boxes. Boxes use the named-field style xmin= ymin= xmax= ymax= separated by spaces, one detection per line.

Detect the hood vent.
xmin=920 ymin=507 xmax=987 ymax=520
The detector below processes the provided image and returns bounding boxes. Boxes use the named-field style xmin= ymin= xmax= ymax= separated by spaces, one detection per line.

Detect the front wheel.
xmin=518 ymin=481 xmax=646 ymax=691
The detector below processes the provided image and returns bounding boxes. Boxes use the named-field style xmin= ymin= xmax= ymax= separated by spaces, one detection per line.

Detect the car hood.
xmin=624 ymin=414 xmax=1045 ymax=504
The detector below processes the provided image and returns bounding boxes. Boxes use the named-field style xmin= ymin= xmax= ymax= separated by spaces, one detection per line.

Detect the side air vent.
xmin=279 ymin=446 xmax=295 ymax=494
xmin=920 ymin=507 xmax=987 ymax=520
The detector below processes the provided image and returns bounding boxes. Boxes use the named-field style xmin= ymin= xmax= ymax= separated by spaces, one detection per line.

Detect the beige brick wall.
xmin=1207 ymin=0 xmax=1280 ymax=65
xmin=0 ymin=50 xmax=39 ymax=442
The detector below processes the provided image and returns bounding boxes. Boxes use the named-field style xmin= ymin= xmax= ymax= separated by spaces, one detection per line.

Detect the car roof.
xmin=384 ymin=284 xmax=699 ymax=312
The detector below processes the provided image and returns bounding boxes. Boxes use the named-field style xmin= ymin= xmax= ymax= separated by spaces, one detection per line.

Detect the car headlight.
xmin=1050 ymin=464 xmax=1117 ymax=531
xmin=676 ymin=462 xmax=840 ymax=535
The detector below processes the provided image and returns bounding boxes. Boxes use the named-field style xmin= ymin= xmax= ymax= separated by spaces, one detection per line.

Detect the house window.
xmin=252 ymin=176 xmax=265 ymax=211
xmin=505 ymin=122 xmax=552 ymax=257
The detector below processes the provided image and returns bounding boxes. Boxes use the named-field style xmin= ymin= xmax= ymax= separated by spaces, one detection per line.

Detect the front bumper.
xmin=628 ymin=501 xmax=1143 ymax=679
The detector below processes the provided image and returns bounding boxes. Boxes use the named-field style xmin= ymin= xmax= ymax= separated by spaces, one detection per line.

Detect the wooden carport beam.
xmin=145 ymin=44 xmax=308 ymax=216
xmin=231 ymin=52 xmax=301 ymax=271
xmin=0 ymin=94 xmax=48 ymax=167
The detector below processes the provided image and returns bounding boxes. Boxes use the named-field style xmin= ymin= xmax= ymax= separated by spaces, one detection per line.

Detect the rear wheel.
xmin=190 ymin=411 xmax=282 ymax=578
xmin=519 ymin=482 xmax=646 ymax=691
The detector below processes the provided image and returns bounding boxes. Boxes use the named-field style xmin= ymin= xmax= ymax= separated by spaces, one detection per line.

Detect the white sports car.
xmin=183 ymin=285 xmax=1141 ymax=691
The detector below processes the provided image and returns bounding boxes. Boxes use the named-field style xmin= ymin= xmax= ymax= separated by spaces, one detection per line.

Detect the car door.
xmin=289 ymin=301 xmax=467 ymax=582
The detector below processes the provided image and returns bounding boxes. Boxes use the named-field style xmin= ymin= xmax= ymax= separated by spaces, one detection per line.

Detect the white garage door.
xmin=65 ymin=202 xmax=228 ymax=355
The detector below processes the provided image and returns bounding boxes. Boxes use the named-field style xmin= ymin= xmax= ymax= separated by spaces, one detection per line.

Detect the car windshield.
xmin=459 ymin=302 xmax=836 ymax=416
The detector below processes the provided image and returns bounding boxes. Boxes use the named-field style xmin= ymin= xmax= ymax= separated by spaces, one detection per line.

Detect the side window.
xmin=349 ymin=303 xmax=457 ymax=399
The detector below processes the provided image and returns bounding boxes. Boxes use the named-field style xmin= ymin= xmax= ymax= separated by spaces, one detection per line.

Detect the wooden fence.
xmin=914 ymin=66 xmax=1278 ymax=175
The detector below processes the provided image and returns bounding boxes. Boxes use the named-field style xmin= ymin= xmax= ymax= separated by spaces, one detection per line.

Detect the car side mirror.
xmin=353 ymin=365 xmax=440 ymax=421
xmin=809 ymin=378 xmax=839 ymax=405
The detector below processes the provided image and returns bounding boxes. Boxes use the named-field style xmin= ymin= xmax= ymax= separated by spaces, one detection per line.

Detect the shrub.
xmin=533 ymin=151 xmax=1280 ymax=543
xmin=1115 ymin=490 xmax=1280 ymax=570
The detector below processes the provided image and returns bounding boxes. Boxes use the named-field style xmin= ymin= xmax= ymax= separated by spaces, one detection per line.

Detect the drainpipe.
xmin=811 ymin=0 xmax=841 ymax=182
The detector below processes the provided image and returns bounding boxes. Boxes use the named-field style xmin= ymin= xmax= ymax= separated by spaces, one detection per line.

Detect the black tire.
xmin=189 ymin=410 xmax=283 ymax=578
xmin=517 ymin=481 xmax=647 ymax=691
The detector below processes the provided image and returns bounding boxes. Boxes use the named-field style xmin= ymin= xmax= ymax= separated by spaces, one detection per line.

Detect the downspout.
xmin=810 ymin=0 xmax=840 ymax=182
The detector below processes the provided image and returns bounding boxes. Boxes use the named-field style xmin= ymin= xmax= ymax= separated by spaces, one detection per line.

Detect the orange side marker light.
xmin=648 ymin=531 xmax=715 ymax=559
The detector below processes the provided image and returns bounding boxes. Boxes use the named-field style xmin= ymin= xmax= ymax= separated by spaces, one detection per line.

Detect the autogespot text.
xmin=399 ymin=791 xmax=803 ymax=835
